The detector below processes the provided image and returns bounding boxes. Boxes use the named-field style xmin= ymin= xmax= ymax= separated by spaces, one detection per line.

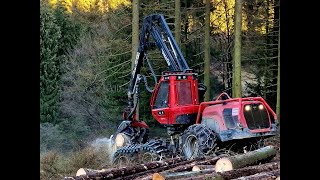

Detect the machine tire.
xmin=181 ymin=124 xmax=217 ymax=159
xmin=141 ymin=139 xmax=168 ymax=162
xmin=112 ymin=144 xmax=142 ymax=167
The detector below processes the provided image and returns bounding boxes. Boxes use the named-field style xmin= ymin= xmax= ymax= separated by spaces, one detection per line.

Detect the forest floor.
xmin=60 ymin=129 xmax=280 ymax=180
xmin=41 ymin=128 xmax=280 ymax=180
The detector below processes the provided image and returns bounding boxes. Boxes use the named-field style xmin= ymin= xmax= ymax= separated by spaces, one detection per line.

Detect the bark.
xmin=64 ymin=157 xmax=185 ymax=180
xmin=276 ymin=12 xmax=280 ymax=121
xmin=204 ymin=0 xmax=211 ymax=101
xmin=213 ymin=161 xmax=280 ymax=180
xmin=153 ymin=169 xmax=213 ymax=180
xmin=131 ymin=155 xmax=227 ymax=180
xmin=232 ymin=169 xmax=280 ymax=180
xmin=192 ymin=165 xmax=215 ymax=171
xmin=175 ymin=0 xmax=181 ymax=47
xmin=183 ymin=162 xmax=279 ymax=180
xmin=75 ymin=168 xmax=107 ymax=176
xmin=161 ymin=154 xmax=227 ymax=174
xmin=215 ymin=146 xmax=276 ymax=172
xmin=184 ymin=174 xmax=220 ymax=180
xmin=232 ymin=0 xmax=242 ymax=98
xmin=132 ymin=0 xmax=139 ymax=120
xmin=121 ymin=157 xmax=205 ymax=180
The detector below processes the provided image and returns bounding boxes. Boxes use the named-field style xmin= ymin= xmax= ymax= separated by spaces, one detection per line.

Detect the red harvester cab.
xmin=150 ymin=70 xmax=278 ymax=141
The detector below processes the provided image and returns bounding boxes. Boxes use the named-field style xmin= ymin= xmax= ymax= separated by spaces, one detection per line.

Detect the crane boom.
xmin=126 ymin=14 xmax=192 ymax=119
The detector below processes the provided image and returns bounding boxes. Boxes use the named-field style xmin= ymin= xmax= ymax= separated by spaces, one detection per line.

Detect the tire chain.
xmin=112 ymin=139 xmax=169 ymax=165
xmin=183 ymin=124 xmax=217 ymax=155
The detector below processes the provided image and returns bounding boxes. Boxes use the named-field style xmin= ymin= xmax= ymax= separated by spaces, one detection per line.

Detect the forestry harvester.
xmin=110 ymin=14 xmax=278 ymax=165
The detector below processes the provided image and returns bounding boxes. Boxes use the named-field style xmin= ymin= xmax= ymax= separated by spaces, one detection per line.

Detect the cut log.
xmin=75 ymin=168 xmax=106 ymax=176
xmin=212 ymin=161 xmax=280 ymax=180
xmin=184 ymin=174 xmax=219 ymax=180
xmin=129 ymin=154 xmax=227 ymax=180
xmin=232 ymin=169 xmax=280 ymax=180
xmin=161 ymin=154 xmax=226 ymax=174
xmin=111 ymin=133 xmax=131 ymax=154
xmin=153 ymin=169 xmax=213 ymax=180
xmin=118 ymin=157 xmax=205 ymax=180
xmin=192 ymin=165 xmax=215 ymax=171
xmin=215 ymin=146 xmax=276 ymax=172
xmin=64 ymin=157 xmax=185 ymax=180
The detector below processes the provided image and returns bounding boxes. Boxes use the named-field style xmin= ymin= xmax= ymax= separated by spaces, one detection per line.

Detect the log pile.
xmin=63 ymin=146 xmax=279 ymax=180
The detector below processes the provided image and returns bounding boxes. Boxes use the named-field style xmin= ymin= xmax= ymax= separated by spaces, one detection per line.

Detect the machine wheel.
xmin=141 ymin=139 xmax=168 ymax=163
xmin=181 ymin=124 xmax=217 ymax=159
xmin=111 ymin=144 xmax=142 ymax=167
xmin=112 ymin=153 xmax=130 ymax=167
xmin=141 ymin=139 xmax=168 ymax=162
xmin=112 ymin=139 xmax=168 ymax=166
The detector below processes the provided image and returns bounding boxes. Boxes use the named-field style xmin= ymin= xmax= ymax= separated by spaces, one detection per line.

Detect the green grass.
xmin=40 ymin=147 xmax=112 ymax=180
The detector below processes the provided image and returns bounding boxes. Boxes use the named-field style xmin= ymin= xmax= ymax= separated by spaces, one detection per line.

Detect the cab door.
xmin=151 ymin=81 xmax=170 ymax=124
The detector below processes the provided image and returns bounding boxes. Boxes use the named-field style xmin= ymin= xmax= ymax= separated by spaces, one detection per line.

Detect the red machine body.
xmin=150 ymin=71 xmax=278 ymax=141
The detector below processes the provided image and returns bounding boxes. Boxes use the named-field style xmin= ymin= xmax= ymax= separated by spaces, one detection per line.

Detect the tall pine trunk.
xmin=204 ymin=0 xmax=211 ymax=101
xmin=175 ymin=0 xmax=181 ymax=47
xmin=276 ymin=11 xmax=280 ymax=121
xmin=233 ymin=0 xmax=242 ymax=98
xmin=224 ymin=0 xmax=233 ymax=96
xmin=271 ymin=0 xmax=280 ymax=109
xmin=132 ymin=0 xmax=139 ymax=120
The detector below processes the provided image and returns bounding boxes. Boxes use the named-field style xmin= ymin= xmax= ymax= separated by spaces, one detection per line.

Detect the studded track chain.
xmin=112 ymin=139 xmax=169 ymax=165
xmin=181 ymin=124 xmax=217 ymax=159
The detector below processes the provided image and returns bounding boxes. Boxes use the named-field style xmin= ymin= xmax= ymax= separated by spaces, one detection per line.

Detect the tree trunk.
xmin=263 ymin=0 xmax=270 ymax=100
xmin=153 ymin=169 xmax=213 ymax=180
xmin=213 ymin=161 xmax=280 ymax=180
xmin=184 ymin=174 xmax=220 ymax=180
xmin=132 ymin=0 xmax=139 ymax=120
xmin=184 ymin=162 xmax=279 ymax=180
xmin=76 ymin=168 xmax=107 ymax=176
xmin=204 ymin=0 xmax=211 ymax=101
xmin=223 ymin=0 xmax=233 ymax=96
xmin=215 ymin=146 xmax=276 ymax=172
xmin=276 ymin=10 xmax=280 ymax=121
xmin=162 ymin=154 xmax=227 ymax=174
xmin=192 ymin=165 xmax=215 ymax=171
xmin=175 ymin=0 xmax=181 ymax=47
xmin=130 ymin=155 xmax=226 ymax=180
xmin=120 ymin=157 xmax=206 ymax=180
xmin=65 ymin=157 xmax=186 ymax=180
xmin=272 ymin=0 xmax=280 ymax=90
xmin=232 ymin=169 xmax=280 ymax=180
xmin=232 ymin=0 xmax=242 ymax=98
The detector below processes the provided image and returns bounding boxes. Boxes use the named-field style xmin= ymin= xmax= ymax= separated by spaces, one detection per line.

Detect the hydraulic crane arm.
xmin=126 ymin=14 xmax=191 ymax=120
